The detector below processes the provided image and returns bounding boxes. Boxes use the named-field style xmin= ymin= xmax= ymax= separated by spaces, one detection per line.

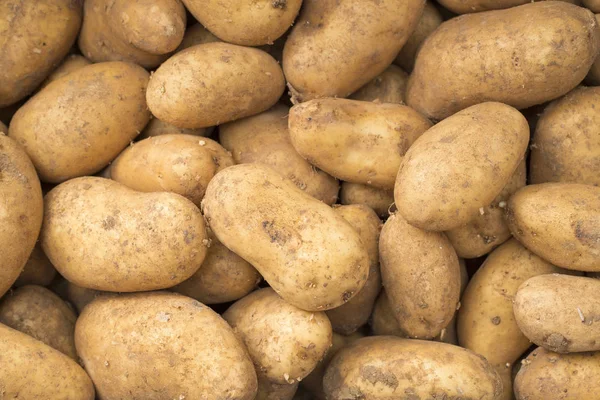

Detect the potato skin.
xmin=76 ymin=292 xmax=257 ymax=400
xmin=139 ymin=117 xmax=211 ymax=139
xmin=202 ymin=164 xmax=369 ymax=311
xmin=282 ymin=0 xmax=425 ymax=102
xmin=0 ymin=121 xmax=7 ymax=134
xmin=14 ymin=243 xmax=56 ymax=287
xmin=584 ymin=0 xmax=600 ymax=11
xmin=407 ymin=2 xmax=600 ymax=121
xmin=41 ymin=177 xmax=208 ymax=292
xmin=395 ymin=102 xmax=529 ymax=231
xmin=256 ymin=378 xmax=298 ymax=400
xmin=177 ymin=23 xmax=221 ymax=51
xmin=147 ymin=43 xmax=285 ymax=129
xmin=349 ymin=65 xmax=409 ymax=104
xmin=66 ymin=282 xmax=110 ymax=313
xmin=339 ymin=183 xmax=394 ymax=218
xmin=39 ymin=54 xmax=91 ymax=90
xmin=9 ymin=62 xmax=150 ymax=183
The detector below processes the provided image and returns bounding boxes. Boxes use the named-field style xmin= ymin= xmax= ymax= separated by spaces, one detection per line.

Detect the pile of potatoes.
xmin=1 ymin=0 xmax=600 ymax=399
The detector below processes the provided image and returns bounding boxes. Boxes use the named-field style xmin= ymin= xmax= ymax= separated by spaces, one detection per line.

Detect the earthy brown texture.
xmin=139 ymin=117 xmax=211 ymax=139
xmin=584 ymin=0 xmax=600 ymax=11
xmin=588 ymin=15 xmax=600 ymax=85
xmin=339 ymin=183 xmax=394 ymax=219
xmin=437 ymin=0 xmax=580 ymax=13
xmin=13 ymin=243 xmax=56 ymax=287
xmin=39 ymin=55 xmax=91 ymax=90
xmin=349 ymin=65 xmax=409 ymax=104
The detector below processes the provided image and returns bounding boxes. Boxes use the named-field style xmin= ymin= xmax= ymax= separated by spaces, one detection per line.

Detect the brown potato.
xmin=256 ymin=378 xmax=298 ymax=400
xmin=589 ymin=15 xmax=600 ymax=85
xmin=437 ymin=0 xmax=580 ymax=13
xmin=138 ymin=117 xmax=211 ymax=139
xmin=13 ymin=243 xmax=57 ymax=287
xmin=39 ymin=54 xmax=91 ymax=90
xmin=349 ymin=65 xmax=409 ymax=104
xmin=339 ymin=182 xmax=394 ymax=218
xmin=177 ymin=23 xmax=221 ymax=51
xmin=584 ymin=0 xmax=600 ymax=11
xmin=66 ymin=282 xmax=111 ymax=314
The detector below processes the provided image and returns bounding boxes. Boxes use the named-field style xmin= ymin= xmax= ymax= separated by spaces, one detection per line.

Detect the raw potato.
xmin=349 ymin=65 xmax=409 ymax=104
xmin=0 ymin=324 xmax=94 ymax=399
xmin=0 ymin=0 xmax=82 ymax=107
xmin=220 ymin=105 xmax=340 ymax=205
xmin=379 ymin=213 xmax=461 ymax=339
xmin=147 ymin=42 xmax=285 ymax=129
xmin=75 ymin=292 xmax=257 ymax=399
xmin=282 ymin=0 xmax=425 ymax=102
xmin=339 ymin=182 xmax=394 ymax=218
xmin=9 ymin=62 xmax=151 ymax=183
xmin=14 ymin=244 xmax=57 ymax=287
xmin=138 ymin=117 xmax=211 ymax=139
xmin=289 ymin=98 xmax=432 ymax=189
xmin=0 ymin=135 xmax=43 ymax=298
xmin=323 ymin=336 xmax=503 ymax=400
xmin=588 ymin=15 xmax=600 ymax=85
xmin=530 ymin=86 xmax=600 ymax=186
xmin=177 ymin=23 xmax=221 ymax=51
xmin=584 ymin=0 xmax=600 ymax=11
xmin=395 ymin=102 xmax=529 ymax=231
xmin=0 ymin=120 xmax=6 ymax=133
xmin=39 ymin=54 xmax=91 ymax=90
xmin=514 ymin=274 xmax=600 ymax=353
xmin=256 ymin=378 xmax=298 ymax=400
xmin=202 ymin=164 xmax=369 ymax=311
xmin=0 ymin=285 xmax=77 ymax=359
xmin=41 ymin=177 xmax=208 ymax=292
xmin=407 ymin=2 xmax=600 ymax=121
xmin=66 ymin=282 xmax=111 ymax=314
xmin=506 ymin=183 xmax=600 ymax=271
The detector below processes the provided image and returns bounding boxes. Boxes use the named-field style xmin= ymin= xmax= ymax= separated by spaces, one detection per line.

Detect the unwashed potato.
xmin=9 ymin=61 xmax=150 ymax=183
xmin=349 ymin=65 xmax=409 ymax=104
xmin=0 ymin=324 xmax=94 ymax=399
xmin=323 ymin=336 xmax=503 ymax=400
xmin=0 ymin=285 xmax=77 ymax=359
xmin=407 ymin=2 xmax=600 ymax=121
xmin=39 ymin=54 xmax=91 ymax=90
xmin=67 ymin=282 xmax=111 ymax=313
xmin=256 ymin=378 xmax=298 ymax=400
xmin=289 ymin=98 xmax=432 ymax=189
xmin=282 ymin=0 xmax=425 ymax=102
xmin=13 ymin=244 xmax=57 ymax=287
xmin=0 ymin=135 xmax=43 ymax=298
xmin=339 ymin=182 xmax=394 ymax=218
xmin=177 ymin=23 xmax=221 ymax=51
xmin=138 ymin=117 xmax=212 ymax=139
xmin=437 ymin=0 xmax=580 ymax=13
xmin=41 ymin=177 xmax=208 ymax=292
xmin=220 ymin=105 xmax=340 ymax=205
xmin=202 ymin=164 xmax=370 ymax=311
xmin=147 ymin=42 xmax=285 ymax=129
xmin=0 ymin=0 xmax=82 ymax=107
xmin=530 ymin=86 xmax=600 ymax=186
xmin=76 ymin=292 xmax=257 ymax=399
xmin=506 ymin=183 xmax=600 ymax=271
xmin=395 ymin=102 xmax=529 ymax=231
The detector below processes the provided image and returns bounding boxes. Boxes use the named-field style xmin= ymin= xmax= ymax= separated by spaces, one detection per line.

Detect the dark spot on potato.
xmin=183 ymin=230 xmax=195 ymax=244
xmin=572 ymin=220 xmax=600 ymax=247
xmin=272 ymin=0 xmax=286 ymax=8
xmin=360 ymin=365 xmax=399 ymax=389
xmin=102 ymin=216 xmax=116 ymax=230
xmin=342 ymin=290 xmax=353 ymax=303
xmin=491 ymin=316 xmax=501 ymax=325
xmin=544 ymin=332 xmax=570 ymax=353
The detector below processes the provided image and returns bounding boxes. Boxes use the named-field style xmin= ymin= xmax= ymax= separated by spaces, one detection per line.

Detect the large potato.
xmin=407 ymin=2 xmax=600 ymax=121
xmin=339 ymin=183 xmax=394 ymax=218
xmin=76 ymin=292 xmax=257 ymax=399
xmin=395 ymin=102 xmax=529 ymax=231
xmin=41 ymin=177 xmax=208 ymax=292
xmin=349 ymin=65 xmax=409 ymax=104
xmin=39 ymin=54 xmax=91 ymax=90
xmin=147 ymin=43 xmax=285 ymax=129
xmin=202 ymin=164 xmax=369 ymax=311
xmin=138 ymin=117 xmax=211 ymax=139
xmin=0 ymin=0 xmax=82 ymax=107
xmin=220 ymin=105 xmax=339 ymax=205
xmin=282 ymin=0 xmax=425 ymax=102
xmin=506 ymin=183 xmax=600 ymax=271
xmin=13 ymin=243 xmax=56 ymax=287
xmin=9 ymin=62 xmax=150 ymax=183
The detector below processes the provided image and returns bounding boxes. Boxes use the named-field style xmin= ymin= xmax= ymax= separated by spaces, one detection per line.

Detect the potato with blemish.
xmin=138 ymin=117 xmax=212 ymax=139
xmin=349 ymin=65 xmax=409 ymax=104
xmin=339 ymin=182 xmax=394 ymax=218
xmin=14 ymin=243 xmax=56 ymax=287
xmin=39 ymin=54 xmax=91 ymax=90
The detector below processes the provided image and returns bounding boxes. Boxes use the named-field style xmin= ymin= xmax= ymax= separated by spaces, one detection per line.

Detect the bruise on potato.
xmin=339 ymin=182 xmax=394 ymax=219
xmin=349 ymin=65 xmax=409 ymax=104
xmin=14 ymin=243 xmax=57 ymax=287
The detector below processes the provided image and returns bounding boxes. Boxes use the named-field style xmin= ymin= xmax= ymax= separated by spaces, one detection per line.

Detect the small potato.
xmin=395 ymin=102 xmax=529 ymax=231
xmin=349 ymin=65 xmax=409 ymax=104
xmin=256 ymin=378 xmax=298 ymax=400
xmin=177 ymin=23 xmax=221 ymax=51
xmin=506 ymin=183 xmax=600 ymax=271
xmin=339 ymin=182 xmax=394 ymax=218
xmin=220 ymin=105 xmax=339 ymax=205
xmin=147 ymin=43 xmax=285 ymax=129
xmin=76 ymin=292 xmax=257 ymax=399
xmin=39 ymin=54 xmax=91 ymax=90
xmin=13 ymin=244 xmax=57 ymax=287
xmin=138 ymin=117 xmax=211 ymax=139
xmin=66 ymin=282 xmax=111 ymax=314
xmin=41 ymin=177 xmax=208 ymax=292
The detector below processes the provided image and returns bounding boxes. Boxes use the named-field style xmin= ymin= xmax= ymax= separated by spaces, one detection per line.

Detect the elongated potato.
xmin=220 ymin=105 xmax=339 ymax=205
xmin=395 ymin=102 xmax=529 ymax=231
xmin=41 ymin=177 xmax=208 ymax=292
xmin=40 ymin=55 xmax=91 ymax=90
xmin=282 ymin=0 xmax=425 ymax=102
xmin=177 ymin=23 xmax=221 ymax=51
xmin=349 ymin=65 xmax=409 ymax=104
xmin=339 ymin=183 xmax=394 ymax=218
xmin=202 ymin=164 xmax=369 ymax=311
xmin=14 ymin=243 xmax=56 ymax=287
xmin=407 ymin=2 xmax=600 ymax=121
xmin=138 ymin=117 xmax=211 ymax=139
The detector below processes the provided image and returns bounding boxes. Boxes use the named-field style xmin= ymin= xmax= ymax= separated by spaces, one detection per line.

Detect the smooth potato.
xmin=138 ymin=117 xmax=211 ymax=139
xmin=339 ymin=182 xmax=394 ymax=218
xmin=349 ymin=65 xmax=409 ymax=104
xmin=437 ymin=0 xmax=580 ymax=13
xmin=14 ymin=243 xmax=56 ymax=287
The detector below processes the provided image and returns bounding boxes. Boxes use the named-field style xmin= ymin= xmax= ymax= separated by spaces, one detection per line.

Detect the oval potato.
xmin=339 ymin=182 xmax=394 ymax=218
xmin=349 ymin=65 xmax=409 ymax=104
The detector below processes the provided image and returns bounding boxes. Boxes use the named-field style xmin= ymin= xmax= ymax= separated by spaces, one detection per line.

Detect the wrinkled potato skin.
xmin=41 ymin=177 xmax=208 ymax=292
xmin=395 ymin=102 xmax=529 ymax=231
xmin=349 ymin=65 xmax=409 ymax=104
xmin=139 ymin=117 xmax=211 ymax=139
xmin=9 ymin=62 xmax=150 ymax=183
xmin=14 ymin=243 xmax=56 ymax=287
xmin=506 ymin=183 xmax=600 ymax=271
xmin=220 ymin=105 xmax=339 ymax=205
xmin=289 ymin=98 xmax=432 ymax=189
xmin=202 ymin=164 xmax=369 ymax=311
xmin=0 ymin=135 xmax=43 ymax=298
xmin=530 ymin=86 xmax=600 ymax=186
xmin=76 ymin=292 xmax=257 ymax=400
xmin=256 ymin=378 xmax=298 ymax=400
xmin=40 ymin=55 xmax=91 ymax=90
xmin=0 ymin=0 xmax=82 ymax=107
xmin=177 ymin=23 xmax=221 ymax=51
xmin=324 ymin=336 xmax=503 ymax=400
xmin=407 ymin=2 xmax=600 ymax=121
xmin=340 ymin=183 xmax=394 ymax=218
xmin=282 ymin=0 xmax=425 ymax=102
xmin=67 ymin=282 xmax=111 ymax=313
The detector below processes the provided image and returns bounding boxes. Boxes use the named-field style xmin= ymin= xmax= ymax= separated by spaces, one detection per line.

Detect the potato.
xmin=202 ymin=164 xmax=369 ymax=311
xmin=9 ymin=62 xmax=150 ymax=183
xmin=67 ymin=282 xmax=110 ymax=313
xmin=323 ymin=336 xmax=503 ymax=400
xmin=177 ymin=23 xmax=221 ymax=51
xmin=349 ymin=65 xmax=409 ymax=104
xmin=584 ymin=0 xmax=600 ymax=11
xmin=0 ymin=120 xmax=7 ymax=134
xmin=13 ymin=243 xmax=57 ymax=287
xmin=147 ymin=43 xmax=285 ymax=129
xmin=138 ymin=117 xmax=211 ymax=139
xmin=0 ymin=0 xmax=82 ymax=107
xmin=586 ymin=15 xmax=600 ymax=85
xmin=0 ymin=324 xmax=94 ymax=399
xmin=39 ymin=54 xmax=91 ymax=90
xmin=446 ymin=160 xmax=526 ymax=258
xmin=506 ymin=183 xmax=600 ymax=271
xmin=257 ymin=378 xmax=299 ymax=400
xmin=407 ymin=2 xmax=600 ymax=121
xmin=339 ymin=182 xmax=394 ymax=218
xmin=282 ymin=0 xmax=425 ymax=102
xmin=41 ymin=177 xmax=208 ymax=292
xmin=530 ymin=86 xmax=600 ymax=186
xmin=0 ymin=135 xmax=43 ymax=298
xmin=379 ymin=213 xmax=461 ymax=339
xmin=395 ymin=102 xmax=529 ymax=231
xmin=220 ymin=105 xmax=339 ymax=205
xmin=289 ymin=98 xmax=432 ymax=189
xmin=76 ymin=292 xmax=257 ymax=399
